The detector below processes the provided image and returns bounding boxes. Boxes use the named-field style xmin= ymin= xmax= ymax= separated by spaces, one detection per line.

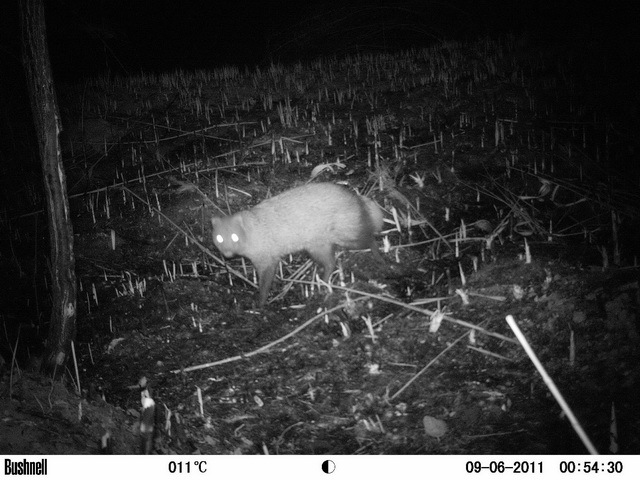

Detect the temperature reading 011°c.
xmin=168 ymin=460 xmax=208 ymax=474
xmin=466 ymin=460 xmax=544 ymax=474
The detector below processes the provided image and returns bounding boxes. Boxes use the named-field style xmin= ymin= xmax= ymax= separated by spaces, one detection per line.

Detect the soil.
xmin=1 ymin=35 xmax=639 ymax=455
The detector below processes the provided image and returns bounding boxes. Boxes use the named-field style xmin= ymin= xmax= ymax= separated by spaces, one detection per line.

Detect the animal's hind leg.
xmin=308 ymin=244 xmax=336 ymax=284
xmin=369 ymin=239 xmax=385 ymax=264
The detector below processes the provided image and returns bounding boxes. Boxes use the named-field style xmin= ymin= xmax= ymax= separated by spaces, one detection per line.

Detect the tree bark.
xmin=20 ymin=0 xmax=77 ymax=375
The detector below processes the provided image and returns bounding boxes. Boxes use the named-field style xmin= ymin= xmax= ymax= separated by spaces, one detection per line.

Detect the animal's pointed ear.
xmin=211 ymin=217 xmax=219 ymax=228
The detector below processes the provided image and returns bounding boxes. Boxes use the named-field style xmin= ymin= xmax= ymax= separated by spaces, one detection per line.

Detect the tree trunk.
xmin=20 ymin=0 xmax=77 ymax=376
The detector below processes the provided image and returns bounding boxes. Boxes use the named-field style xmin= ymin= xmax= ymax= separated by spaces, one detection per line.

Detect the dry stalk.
xmin=172 ymin=299 xmax=369 ymax=373
xmin=287 ymin=280 xmax=517 ymax=344
xmin=506 ymin=315 xmax=598 ymax=454
xmin=390 ymin=321 xmax=489 ymax=401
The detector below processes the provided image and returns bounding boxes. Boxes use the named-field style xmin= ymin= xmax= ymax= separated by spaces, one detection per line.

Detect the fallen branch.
xmin=171 ymin=297 xmax=371 ymax=373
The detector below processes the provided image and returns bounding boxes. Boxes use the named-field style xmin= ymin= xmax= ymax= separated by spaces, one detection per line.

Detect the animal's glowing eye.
xmin=216 ymin=234 xmax=224 ymax=243
xmin=231 ymin=233 xmax=239 ymax=242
